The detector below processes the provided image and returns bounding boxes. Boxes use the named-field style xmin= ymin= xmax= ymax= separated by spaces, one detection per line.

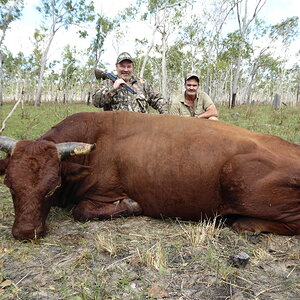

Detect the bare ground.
xmin=0 ymin=183 xmax=299 ymax=300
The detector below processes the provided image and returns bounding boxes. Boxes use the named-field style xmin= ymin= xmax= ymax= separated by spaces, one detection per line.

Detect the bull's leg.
xmin=220 ymin=152 xmax=300 ymax=236
xmin=231 ymin=216 xmax=300 ymax=236
xmin=72 ymin=198 xmax=143 ymax=222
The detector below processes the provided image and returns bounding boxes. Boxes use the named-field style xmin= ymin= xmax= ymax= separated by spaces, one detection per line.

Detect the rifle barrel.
xmin=94 ymin=68 xmax=137 ymax=94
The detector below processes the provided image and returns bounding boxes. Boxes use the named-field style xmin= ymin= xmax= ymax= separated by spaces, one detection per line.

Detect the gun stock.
xmin=94 ymin=68 xmax=108 ymax=80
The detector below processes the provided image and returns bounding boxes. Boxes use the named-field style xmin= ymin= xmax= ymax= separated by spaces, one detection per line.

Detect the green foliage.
xmin=119 ymin=4 xmax=139 ymax=21
xmin=1 ymin=0 xmax=300 ymax=107
xmin=89 ymin=14 xmax=116 ymax=66
xmin=269 ymin=16 xmax=299 ymax=45
xmin=220 ymin=31 xmax=252 ymax=61
xmin=0 ymin=0 xmax=23 ymax=31
xmin=36 ymin=0 xmax=96 ymax=31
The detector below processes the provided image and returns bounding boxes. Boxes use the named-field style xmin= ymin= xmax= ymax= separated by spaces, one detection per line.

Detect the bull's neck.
xmin=39 ymin=112 xmax=119 ymax=144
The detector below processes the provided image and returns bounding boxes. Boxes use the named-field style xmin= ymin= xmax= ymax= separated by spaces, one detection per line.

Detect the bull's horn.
xmin=56 ymin=142 xmax=96 ymax=159
xmin=0 ymin=136 xmax=18 ymax=154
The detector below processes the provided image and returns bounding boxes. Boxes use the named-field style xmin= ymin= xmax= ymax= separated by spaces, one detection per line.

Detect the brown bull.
xmin=0 ymin=111 xmax=299 ymax=240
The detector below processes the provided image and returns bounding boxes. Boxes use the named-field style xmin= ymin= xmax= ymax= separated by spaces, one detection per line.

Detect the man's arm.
xmin=151 ymin=96 xmax=168 ymax=114
xmin=143 ymin=80 xmax=168 ymax=114
xmin=92 ymin=80 xmax=117 ymax=108
xmin=196 ymin=103 xmax=219 ymax=119
xmin=195 ymin=91 xmax=219 ymax=119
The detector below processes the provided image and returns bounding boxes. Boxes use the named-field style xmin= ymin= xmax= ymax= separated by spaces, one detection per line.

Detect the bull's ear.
xmin=0 ymin=158 xmax=8 ymax=176
xmin=61 ymin=162 xmax=93 ymax=181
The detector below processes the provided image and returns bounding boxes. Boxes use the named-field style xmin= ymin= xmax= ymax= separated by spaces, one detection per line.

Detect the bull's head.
xmin=0 ymin=136 xmax=95 ymax=240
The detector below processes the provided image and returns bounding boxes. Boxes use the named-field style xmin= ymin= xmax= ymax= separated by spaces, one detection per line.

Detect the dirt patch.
xmin=0 ymin=185 xmax=299 ymax=299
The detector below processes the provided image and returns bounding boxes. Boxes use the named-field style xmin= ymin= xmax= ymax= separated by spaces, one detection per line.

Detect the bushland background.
xmin=0 ymin=0 xmax=299 ymax=108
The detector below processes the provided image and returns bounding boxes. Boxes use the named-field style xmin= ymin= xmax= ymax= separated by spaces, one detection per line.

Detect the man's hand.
xmin=113 ymin=78 xmax=126 ymax=90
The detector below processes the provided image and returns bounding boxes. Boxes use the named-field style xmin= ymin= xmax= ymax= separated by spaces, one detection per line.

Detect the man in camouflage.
xmin=92 ymin=52 xmax=167 ymax=114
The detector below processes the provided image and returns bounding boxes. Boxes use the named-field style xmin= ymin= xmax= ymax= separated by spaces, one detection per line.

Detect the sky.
xmin=3 ymin=0 xmax=300 ymax=70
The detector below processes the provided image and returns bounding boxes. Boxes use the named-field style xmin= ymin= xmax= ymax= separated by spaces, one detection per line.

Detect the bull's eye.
xmin=45 ymin=184 xmax=61 ymax=198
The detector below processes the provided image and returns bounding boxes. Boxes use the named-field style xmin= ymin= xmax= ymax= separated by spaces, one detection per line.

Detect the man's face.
xmin=116 ymin=60 xmax=133 ymax=82
xmin=184 ymin=78 xmax=199 ymax=97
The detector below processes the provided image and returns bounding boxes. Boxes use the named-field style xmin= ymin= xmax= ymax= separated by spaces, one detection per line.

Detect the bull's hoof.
xmin=231 ymin=220 xmax=261 ymax=234
xmin=72 ymin=206 xmax=90 ymax=222
xmin=122 ymin=198 xmax=143 ymax=216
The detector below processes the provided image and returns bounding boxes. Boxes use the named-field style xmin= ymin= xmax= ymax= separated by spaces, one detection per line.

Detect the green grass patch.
xmin=1 ymin=102 xmax=299 ymax=143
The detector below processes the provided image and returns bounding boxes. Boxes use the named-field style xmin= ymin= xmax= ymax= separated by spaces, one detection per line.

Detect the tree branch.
xmin=0 ymin=98 xmax=22 ymax=133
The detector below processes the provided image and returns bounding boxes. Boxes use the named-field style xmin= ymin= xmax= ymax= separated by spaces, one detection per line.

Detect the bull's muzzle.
xmin=12 ymin=223 xmax=46 ymax=240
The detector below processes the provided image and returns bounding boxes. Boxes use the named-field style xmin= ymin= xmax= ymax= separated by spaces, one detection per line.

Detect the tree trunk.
xmin=273 ymin=94 xmax=281 ymax=110
xmin=0 ymin=50 xmax=3 ymax=105
xmin=35 ymin=29 xmax=55 ymax=106
xmin=231 ymin=54 xmax=242 ymax=108
xmin=230 ymin=0 xmax=266 ymax=108
xmin=161 ymin=28 xmax=168 ymax=102
xmin=246 ymin=68 xmax=257 ymax=104
xmin=87 ymin=92 xmax=91 ymax=105
xmin=139 ymin=15 xmax=160 ymax=78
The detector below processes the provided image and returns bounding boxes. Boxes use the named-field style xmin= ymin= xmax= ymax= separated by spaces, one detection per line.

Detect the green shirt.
xmin=169 ymin=91 xmax=214 ymax=117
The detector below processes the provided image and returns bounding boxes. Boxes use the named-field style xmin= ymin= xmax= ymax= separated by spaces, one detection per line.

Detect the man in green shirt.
xmin=169 ymin=73 xmax=218 ymax=120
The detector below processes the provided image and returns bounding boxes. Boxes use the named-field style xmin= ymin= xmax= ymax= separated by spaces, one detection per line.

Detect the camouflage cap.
xmin=116 ymin=52 xmax=134 ymax=64
xmin=185 ymin=73 xmax=200 ymax=83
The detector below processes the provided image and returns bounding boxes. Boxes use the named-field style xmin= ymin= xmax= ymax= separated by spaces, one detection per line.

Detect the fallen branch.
xmin=0 ymin=98 xmax=22 ymax=133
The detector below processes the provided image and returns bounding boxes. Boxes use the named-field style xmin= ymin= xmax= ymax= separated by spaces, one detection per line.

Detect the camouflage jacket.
xmin=92 ymin=75 xmax=167 ymax=114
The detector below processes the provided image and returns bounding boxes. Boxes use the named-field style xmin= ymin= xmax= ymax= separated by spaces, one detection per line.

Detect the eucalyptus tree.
xmin=254 ymin=55 xmax=284 ymax=102
xmin=89 ymin=14 xmax=115 ymax=68
xmin=293 ymin=61 xmax=300 ymax=103
xmin=0 ymin=0 xmax=24 ymax=105
xmin=269 ymin=17 xmax=299 ymax=101
xmin=177 ymin=0 xmax=237 ymax=101
xmin=119 ymin=0 xmax=193 ymax=101
xmin=244 ymin=17 xmax=299 ymax=104
xmin=34 ymin=0 xmax=96 ymax=106
xmin=58 ymin=44 xmax=79 ymax=103
xmin=2 ymin=50 xmax=31 ymax=101
xmin=85 ymin=14 xmax=115 ymax=104
xmin=230 ymin=0 xmax=266 ymax=108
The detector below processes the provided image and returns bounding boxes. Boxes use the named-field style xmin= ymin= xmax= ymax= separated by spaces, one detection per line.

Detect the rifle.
xmin=94 ymin=68 xmax=137 ymax=94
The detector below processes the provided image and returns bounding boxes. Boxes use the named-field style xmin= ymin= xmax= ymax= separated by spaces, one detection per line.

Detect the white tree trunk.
xmin=161 ymin=27 xmax=168 ymax=101
xmin=35 ymin=31 xmax=55 ymax=106
xmin=139 ymin=15 xmax=160 ymax=78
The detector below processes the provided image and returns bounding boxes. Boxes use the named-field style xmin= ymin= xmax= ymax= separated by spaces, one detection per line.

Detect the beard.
xmin=186 ymin=90 xmax=197 ymax=96
xmin=120 ymin=73 xmax=131 ymax=82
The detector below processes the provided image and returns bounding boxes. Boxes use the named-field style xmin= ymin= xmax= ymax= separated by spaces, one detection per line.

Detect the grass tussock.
xmin=136 ymin=241 xmax=168 ymax=273
xmin=178 ymin=216 xmax=223 ymax=248
xmin=95 ymin=231 xmax=119 ymax=257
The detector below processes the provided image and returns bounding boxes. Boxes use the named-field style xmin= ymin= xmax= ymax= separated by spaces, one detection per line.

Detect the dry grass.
xmin=178 ymin=217 xmax=223 ymax=248
xmin=136 ymin=241 xmax=168 ymax=273
xmin=95 ymin=231 xmax=119 ymax=257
